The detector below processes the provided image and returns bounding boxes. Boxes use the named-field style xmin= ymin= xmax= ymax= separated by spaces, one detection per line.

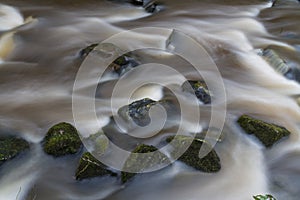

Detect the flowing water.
xmin=0 ymin=0 xmax=300 ymax=199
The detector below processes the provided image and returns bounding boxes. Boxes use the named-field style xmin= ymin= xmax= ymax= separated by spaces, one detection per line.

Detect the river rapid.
xmin=0 ymin=0 xmax=300 ymax=200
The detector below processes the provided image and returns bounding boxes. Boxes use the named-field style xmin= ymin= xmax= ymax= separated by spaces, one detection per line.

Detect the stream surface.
xmin=0 ymin=0 xmax=300 ymax=200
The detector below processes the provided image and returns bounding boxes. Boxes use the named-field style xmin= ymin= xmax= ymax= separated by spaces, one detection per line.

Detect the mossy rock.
xmin=237 ymin=115 xmax=291 ymax=147
xmin=109 ymin=54 xmax=139 ymax=76
xmin=75 ymin=152 xmax=116 ymax=180
xmin=121 ymin=144 xmax=169 ymax=183
xmin=43 ymin=122 xmax=82 ymax=157
xmin=84 ymin=131 xmax=109 ymax=156
xmin=118 ymin=98 xmax=158 ymax=127
xmin=253 ymin=194 xmax=276 ymax=200
xmin=79 ymin=43 xmax=98 ymax=58
xmin=166 ymin=135 xmax=221 ymax=173
xmin=182 ymin=80 xmax=211 ymax=104
xmin=0 ymin=136 xmax=29 ymax=165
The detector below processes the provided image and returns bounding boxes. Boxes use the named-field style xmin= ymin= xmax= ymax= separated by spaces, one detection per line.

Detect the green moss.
xmin=237 ymin=115 xmax=290 ymax=147
xmin=182 ymin=80 xmax=211 ymax=104
xmin=253 ymin=194 xmax=276 ymax=200
xmin=109 ymin=54 xmax=139 ymax=75
xmin=43 ymin=122 xmax=82 ymax=157
xmin=166 ymin=135 xmax=221 ymax=172
xmin=85 ymin=131 xmax=109 ymax=156
xmin=75 ymin=152 xmax=116 ymax=180
xmin=121 ymin=144 xmax=169 ymax=183
xmin=0 ymin=136 xmax=29 ymax=165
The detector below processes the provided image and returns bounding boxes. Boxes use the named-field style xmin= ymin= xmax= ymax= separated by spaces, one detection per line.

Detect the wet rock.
xmin=182 ymin=80 xmax=211 ymax=104
xmin=237 ymin=115 xmax=290 ymax=147
xmin=84 ymin=131 xmax=109 ymax=156
xmin=118 ymin=98 xmax=157 ymax=127
xmin=121 ymin=144 xmax=169 ymax=183
xmin=259 ymin=48 xmax=300 ymax=83
xmin=131 ymin=0 xmax=143 ymax=6
xmin=79 ymin=43 xmax=98 ymax=58
xmin=166 ymin=135 xmax=221 ymax=173
xmin=75 ymin=152 xmax=116 ymax=180
xmin=253 ymin=194 xmax=276 ymax=200
xmin=272 ymin=0 xmax=299 ymax=7
xmin=0 ymin=136 xmax=29 ymax=165
xmin=144 ymin=1 xmax=158 ymax=13
xmin=80 ymin=43 xmax=139 ymax=76
xmin=109 ymin=54 xmax=139 ymax=76
xmin=43 ymin=122 xmax=82 ymax=157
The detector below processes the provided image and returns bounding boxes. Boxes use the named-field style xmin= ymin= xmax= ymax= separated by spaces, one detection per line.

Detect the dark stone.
xmin=260 ymin=48 xmax=300 ymax=83
xmin=182 ymin=80 xmax=211 ymax=104
xmin=237 ymin=115 xmax=291 ymax=147
xmin=121 ymin=144 xmax=169 ymax=183
xmin=131 ymin=0 xmax=144 ymax=6
xmin=43 ymin=122 xmax=82 ymax=157
xmin=144 ymin=1 xmax=158 ymax=13
xmin=75 ymin=152 xmax=116 ymax=180
xmin=0 ymin=136 xmax=29 ymax=165
xmin=109 ymin=54 xmax=139 ymax=76
xmin=166 ymin=135 xmax=221 ymax=173
xmin=118 ymin=98 xmax=157 ymax=127
xmin=79 ymin=43 xmax=98 ymax=58
xmin=253 ymin=194 xmax=276 ymax=200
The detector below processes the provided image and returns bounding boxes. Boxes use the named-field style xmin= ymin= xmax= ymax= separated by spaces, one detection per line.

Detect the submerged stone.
xmin=121 ymin=144 xmax=169 ymax=183
xmin=259 ymin=48 xmax=300 ymax=83
xmin=166 ymin=135 xmax=221 ymax=173
xmin=144 ymin=1 xmax=158 ymax=13
xmin=182 ymin=80 xmax=211 ymax=104
xmin=237 ymin=115 xmax=290 ymax=147
xmin=80 ymin=43 xmax=139 ymax=76
xmin=253 ymin=194 xmax=276 ymax=200
xmin=84 ymin=131 xmax=109 ymax=156
xmin=75 ymin=152 xmax=116 ymax=180
xmin=79 ymin=43 xmax=98 ymax=58
xmin=0 ymin=136 xmax=29 ymax=165
xmin=43 ymin=122 xmax=82 ymax=157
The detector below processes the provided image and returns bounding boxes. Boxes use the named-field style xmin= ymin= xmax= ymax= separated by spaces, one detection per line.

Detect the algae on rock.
xmin=43 ymin=122 xmax=82 ymax=157
xmin=121 ymin=144 xmax=169 ymax=183
xmin=182 ymin=80 xmax=211 ymax=104
xmin=75 ymin=152 xmax=116 ymax=180
xmin=253 ymin=194 xmax=276 ymax=200
xmin=166 ymin=135 xmax=221 ymax=173
xmin=0 ymin=136 xmax=29 ymax=165
xmin=237 ymin=115 xmax=290 ymax=147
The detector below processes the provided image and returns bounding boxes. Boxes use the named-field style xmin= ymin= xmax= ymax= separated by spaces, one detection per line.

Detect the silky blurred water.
xmin=0 ymin=0 xmax=300 ymax=200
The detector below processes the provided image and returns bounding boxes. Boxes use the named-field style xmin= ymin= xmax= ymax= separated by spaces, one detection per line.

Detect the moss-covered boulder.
xmin=121 ymin=144 xmax=169 ymax=183
xmin=0 ymin=136 xmax=29 ymax=165
xmin=166 ymin=135 xmax=221 ymax=173
xmin=182 ymin=80 xmax=211 ymax=104
xmin=75 ymin=152 xmax=116 ymax=180
xmin=253 ymin=194 xmax=276 ymax=200
xmin=237 ymin=115 xmax=291 ymax=147
xmin=43 ymin=122 xmax=82 ymax=157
